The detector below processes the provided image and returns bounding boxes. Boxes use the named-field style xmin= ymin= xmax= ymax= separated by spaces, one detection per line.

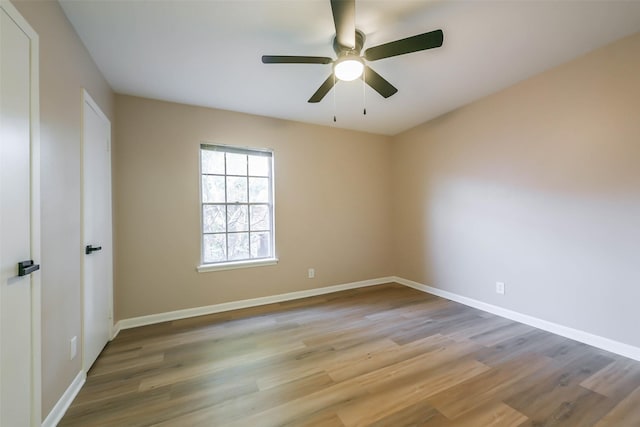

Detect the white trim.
xmin=81 ymin=89 xmax=109 ymax=124
xmin=197 ymin=258 xmax=278 ymax=273
xmin=116 ymin=277 xmax=394 ymax=330
xmin=110 ymin=320 xmax=120 ymax=341
xmin=393 ymin=276 xmax=640 ymax=362
xmin=29 ymin=16 xmax=42 ymax=427
xmin=41 ymin=370 xmax=85 ymax=427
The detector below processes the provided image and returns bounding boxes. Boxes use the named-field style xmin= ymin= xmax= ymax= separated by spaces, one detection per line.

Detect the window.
xmin=199 ymin=144 xmax=275 ymax=270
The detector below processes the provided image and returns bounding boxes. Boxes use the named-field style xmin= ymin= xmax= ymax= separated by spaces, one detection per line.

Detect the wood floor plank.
xmin=366 ymin=400 xmax=444 ymax=427
xmin=594 ymin=385 xmax=640 ymax=426
xmin=506 ymin=351 xmax=616 ymax=421
xmin=161 ymin=371 xmax=337 ymax=426
xmin=427 ymin=352 xmax=552 ymax=419
xmin=170 ymin=378 xmax=366 ymax=427
xmin=326 ymin=334 xmax=464 ymax=382
xmin=436 ymin=402 xmax=527 ymax=427
xmin=469 ymin=321 xmax=538 ymax=347
xmin=286 ymin=412 xmax=346 ymax=427
xmin=59 ymin=283 xmax=640 ymax=426
xmin=517 ymin=386 xmax=616 ymax=427
xmin=90 ymin=353 xmax=165 ymax=377
xmin=581 ymin=357 xmax=640 ymax=399
xmin=59 ymin=386 xmax=172 ymax=427
xmin=138 ymin=340 xmax=307 ymax=391
xmin=337 ymin=357 xmax=490 ymax=426
xmin=444 ymin=314 xmax=513 ymax=343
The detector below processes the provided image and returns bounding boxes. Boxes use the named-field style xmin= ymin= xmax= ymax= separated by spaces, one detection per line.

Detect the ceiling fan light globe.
xmin=334 ymin=58 xmax=364 ymax=81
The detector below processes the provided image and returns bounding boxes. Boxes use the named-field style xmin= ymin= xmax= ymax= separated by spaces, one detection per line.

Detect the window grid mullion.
xmin=201 ymin=153 xmax=205 ymax=264
xmin=269 ymin=159 xmax=274 ymax=256
xmin=246 ymin=155 xmax=251 ymax=258
xmin=224 ymin=153 xmax=229 ymax=261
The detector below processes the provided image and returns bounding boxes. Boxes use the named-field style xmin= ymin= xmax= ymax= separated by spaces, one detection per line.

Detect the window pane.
xmin=203 ymin=205 xmax=226 ymax=233
xmin=251 ymin=232 xmax=271 ymax=258
xmin=202 ymin=175 xmax=225 ymax=203
xmin=249 ymin=177 xmax=269 ymax=203
xmin=250 ymin=205 xmax=270 ymax=231
xmin=226 ymin=153 xmax=247 ymax=176
xmin=248 ymin=155 xmax=269 ymax=177
xmin=201 ymin=150 xmax=225 ymax=174
xmin=228 ymin=232 xmax=249 ymax=260
xmin=203 ymin=234 xmax=226 ymax=263
xmin=227 ymin=204 xmax=248 ymax=232
xmin=227 ymin=176 xmax=248 ymax=203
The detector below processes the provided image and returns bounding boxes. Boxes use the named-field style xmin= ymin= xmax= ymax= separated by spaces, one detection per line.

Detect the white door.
xmin=82 ymin=91 xmax=112 ymax=371
xmin=0 ymin=2 xmax=41 ymax=426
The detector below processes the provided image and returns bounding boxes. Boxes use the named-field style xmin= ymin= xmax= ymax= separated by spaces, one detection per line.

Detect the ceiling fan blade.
xmin=331 ymin=0 xmax=356 ymax=49
xmin=363 ymin=66 xmax=398 ymax=98
xmin=364 ymin=29 xmax=444 ymax=61
xmin=262 ymin=55 xmax=333 ymax=64
xmin=308 ymin=75 xmax=336 ymax=103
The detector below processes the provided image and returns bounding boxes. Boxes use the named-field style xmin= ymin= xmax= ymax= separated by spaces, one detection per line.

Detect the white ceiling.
xmin=59 ymin=0 xmax=640 ymax=136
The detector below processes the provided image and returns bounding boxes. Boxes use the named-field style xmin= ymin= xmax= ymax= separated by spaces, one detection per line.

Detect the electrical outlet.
xmin=308 ymin=268 xmax=315 ymax=279
xmin=70 ymin=336 xmax=77 ymax=360
xmin=496 ymin=282 xmax=505 ymax=295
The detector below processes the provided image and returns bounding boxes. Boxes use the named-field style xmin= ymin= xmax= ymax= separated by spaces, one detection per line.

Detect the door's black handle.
xmin=85 ymin=245 xmax=102 ymax=255
xmin=18 ymin=260 xmax=40 ymax=276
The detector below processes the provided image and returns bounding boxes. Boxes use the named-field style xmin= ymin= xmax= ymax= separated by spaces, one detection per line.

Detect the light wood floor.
xmin=60 ymin=283 xmax=640 ymax=426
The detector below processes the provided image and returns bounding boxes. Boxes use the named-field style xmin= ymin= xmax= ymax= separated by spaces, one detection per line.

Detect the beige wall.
xmin=114 ymin=95 xmax=393 ymax=320
xmin=12 ymin=0 xmax=114 ymax=418
xmin=392 ymin=32 xmax=640 ymax=348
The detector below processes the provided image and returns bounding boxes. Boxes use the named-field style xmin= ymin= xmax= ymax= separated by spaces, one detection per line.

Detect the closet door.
xmin=0 ymin=2 xmax=41 ymax=425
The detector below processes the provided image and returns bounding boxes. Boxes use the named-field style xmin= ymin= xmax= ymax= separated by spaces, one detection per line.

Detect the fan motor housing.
xmin=333 ymin=29 xmax=366 ymax=55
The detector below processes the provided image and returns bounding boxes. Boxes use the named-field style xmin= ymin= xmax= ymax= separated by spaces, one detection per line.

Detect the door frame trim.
xmin=0 ymin=1 xmax=42 ymax=425
xmin=80 ymin=89 xmax=114 ymax=374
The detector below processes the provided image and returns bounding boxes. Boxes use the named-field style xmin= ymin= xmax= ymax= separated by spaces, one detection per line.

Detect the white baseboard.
xmin=115 ymin=277 xmax=395 ymax=331
xmin=110 ymin=321 xmax=121 ymax=341
xmin=393 ymin=276 xmax=640 ymax=362
xmin=42 ymin=370 xmax=86 ymax=427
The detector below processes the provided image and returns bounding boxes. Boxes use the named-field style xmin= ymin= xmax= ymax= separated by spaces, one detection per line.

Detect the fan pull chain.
xmin=362 ymin=69 xmax=367 ymax=116
xmin=333 ymin=74 xmax=337 ymax=122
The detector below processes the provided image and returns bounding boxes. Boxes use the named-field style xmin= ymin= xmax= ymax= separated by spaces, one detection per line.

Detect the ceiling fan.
xmin=261 ymin=0 xmax=444 ymax=103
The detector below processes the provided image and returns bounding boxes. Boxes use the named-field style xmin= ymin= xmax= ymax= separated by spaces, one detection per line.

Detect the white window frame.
xmin=197 ymin=143 xmax=277 ymax=272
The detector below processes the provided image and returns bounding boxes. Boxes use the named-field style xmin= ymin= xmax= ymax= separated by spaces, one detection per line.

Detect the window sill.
xmin=197 ymin=258 xmax=279 ymax=273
